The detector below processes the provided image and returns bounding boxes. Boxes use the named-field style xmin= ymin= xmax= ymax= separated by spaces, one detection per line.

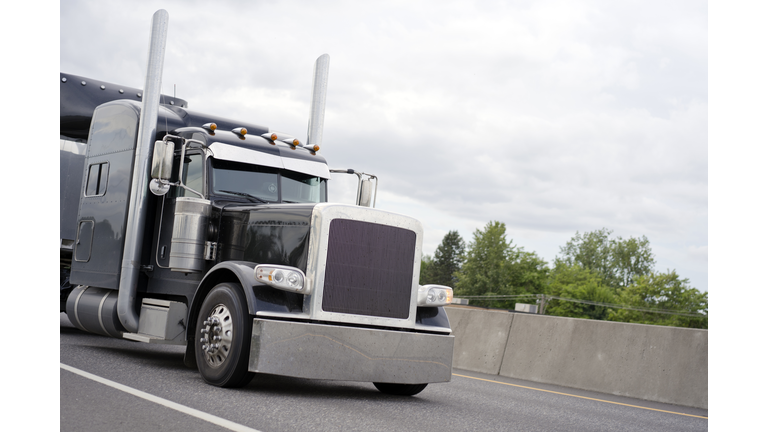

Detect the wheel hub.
xmin=199 ymin=304 xmax=233 ymax=368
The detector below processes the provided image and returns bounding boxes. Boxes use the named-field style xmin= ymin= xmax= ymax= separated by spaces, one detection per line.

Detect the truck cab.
xmin=60 ymin=9 xmax=453 ymax=397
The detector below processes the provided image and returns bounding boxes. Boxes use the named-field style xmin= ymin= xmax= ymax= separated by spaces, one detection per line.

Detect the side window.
xmin=174 ymin=153 xmax=204 ymax=198
xmin=85 ymin=162 xmax=109 ymax=196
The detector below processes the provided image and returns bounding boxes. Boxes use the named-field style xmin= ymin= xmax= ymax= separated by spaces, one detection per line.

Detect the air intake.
xmin=321 ymin=219 xmax=416 ymax=319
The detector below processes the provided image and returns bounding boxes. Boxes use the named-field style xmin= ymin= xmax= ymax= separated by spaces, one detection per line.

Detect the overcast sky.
xmin=60 ymin=0 xmax=708 ymax=291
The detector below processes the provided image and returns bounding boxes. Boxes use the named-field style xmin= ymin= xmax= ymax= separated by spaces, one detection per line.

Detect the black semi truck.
xmin=60 ymin=10 xmax=454 ymax=395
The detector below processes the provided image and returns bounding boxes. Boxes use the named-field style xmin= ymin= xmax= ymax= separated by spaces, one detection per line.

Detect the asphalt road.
xmin=60 ymin=313 xmax=708 ymax=432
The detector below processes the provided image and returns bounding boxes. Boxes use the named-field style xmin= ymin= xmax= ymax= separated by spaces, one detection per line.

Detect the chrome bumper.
xmin=248 ymin=318 xmax=454 ymax=384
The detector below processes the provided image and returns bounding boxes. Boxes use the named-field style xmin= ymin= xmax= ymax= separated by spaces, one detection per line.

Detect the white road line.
xmin=60 ymin=363 xmax=262 ymax=432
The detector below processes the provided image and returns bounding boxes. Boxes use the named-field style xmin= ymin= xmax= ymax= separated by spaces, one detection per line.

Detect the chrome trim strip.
xmin=209 ymin=142 xmax=284 ymax=170
xmin=282 ymin=156 xmax=331 ymax=179
xmin=72 ymin=286 xmax=88 ymax=331
xmin=414 ymin=324 xmax=452 ymax=334
xmin=254 ymin=310 xmax=311 ymax=320
xmin=208 ymin=142 xmax=331 ymax=179
xmin=97 ymin=291 xmax=110 ymax=336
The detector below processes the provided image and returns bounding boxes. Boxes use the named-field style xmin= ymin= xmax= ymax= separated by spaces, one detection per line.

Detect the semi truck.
xmin=60 ymin=9 xmax=454 ymax=396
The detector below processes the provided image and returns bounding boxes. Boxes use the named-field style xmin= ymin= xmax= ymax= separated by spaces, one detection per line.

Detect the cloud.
xmin=60 ymin=0 xmax=707 ymax=290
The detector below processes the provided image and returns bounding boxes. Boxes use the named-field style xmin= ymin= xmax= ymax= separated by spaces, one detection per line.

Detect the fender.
xmin=183 ymin=260 xmax=305 ymax=368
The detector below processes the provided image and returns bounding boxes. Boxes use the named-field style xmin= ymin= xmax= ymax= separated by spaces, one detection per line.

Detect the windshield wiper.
xmin=218 ymin=190 xmax=269 ymax=203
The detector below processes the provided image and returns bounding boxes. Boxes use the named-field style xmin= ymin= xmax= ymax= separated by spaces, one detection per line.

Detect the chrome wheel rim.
xmin=199 ymin=303 xmax=234 ymax=368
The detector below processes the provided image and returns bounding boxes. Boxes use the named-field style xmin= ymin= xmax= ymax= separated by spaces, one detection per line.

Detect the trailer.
xmin=60 ymin=10 xmax=454 ymax=395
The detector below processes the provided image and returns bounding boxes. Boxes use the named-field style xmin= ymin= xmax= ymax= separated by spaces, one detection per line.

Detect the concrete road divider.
xmin=445 ymin=306 xmax=708 ymax=409
xmin=446 ymin=307 xmax=514 ymax=375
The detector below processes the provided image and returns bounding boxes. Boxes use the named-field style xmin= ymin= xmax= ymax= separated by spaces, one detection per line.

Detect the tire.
xmin=373 ymin=382 xmax=428 ymax=396
xmin=195 ymin=282 xmax=255 ymax=388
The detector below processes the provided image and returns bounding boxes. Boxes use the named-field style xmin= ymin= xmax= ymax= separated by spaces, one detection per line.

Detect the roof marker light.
xmin=303 ymin=144 xmax=320 ymax=152
xmin=232 ymin=127 xmax=247 ymax=138
xmin=202 ymin=122 xmax=217 ymax=133
xmin=260 ymin=132 xmax=278 ymax=144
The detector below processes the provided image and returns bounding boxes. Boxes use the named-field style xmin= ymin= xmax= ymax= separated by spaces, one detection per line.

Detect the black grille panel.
xmin=322 ymin=219 xmax=416 ymax=319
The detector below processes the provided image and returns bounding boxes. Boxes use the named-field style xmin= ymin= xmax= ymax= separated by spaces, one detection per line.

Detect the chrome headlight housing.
xmin=254 ymin=265 xmax=309 ymax=294
xmin=417 ymin=285 xmax=453 ymax=307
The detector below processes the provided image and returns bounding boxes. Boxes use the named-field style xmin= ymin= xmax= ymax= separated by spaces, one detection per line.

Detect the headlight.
xmin=417 ymin=285 xmax=453 ymax=307
xmin=254 ymin=265 xmax=309 ymax=294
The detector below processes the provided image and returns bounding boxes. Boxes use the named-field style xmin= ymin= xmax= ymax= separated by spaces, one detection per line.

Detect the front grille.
xmin=322 ymin=219 xmax=416 ymax=319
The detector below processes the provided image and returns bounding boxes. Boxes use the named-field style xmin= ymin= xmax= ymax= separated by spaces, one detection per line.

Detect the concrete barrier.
xmin=445 ymin=307 xmax=708 ymax=409
xmin=445 ymin=307 xmax=514 ymax=375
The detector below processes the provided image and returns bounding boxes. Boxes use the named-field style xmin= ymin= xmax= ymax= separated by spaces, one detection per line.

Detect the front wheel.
xmin=373 ymin=382 xmax=428 ymax=396
xmin=195 ymin=282 xmax=254 ymax=388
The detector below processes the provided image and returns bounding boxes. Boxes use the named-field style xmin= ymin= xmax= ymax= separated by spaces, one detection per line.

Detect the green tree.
xmin=611 ymin=235 xmax=656 ymax=288
xmin=507 ymin=249 xmax=549 ymax=295
xmin=545 ymin=262 xmax=615 ymax=320
xmin=547 ymin=230 xmax=706 ymax=328
xmin=455 ymin=221 xmax=511 ymax=297
xmin=557 ymin=228 xmax=655 ymax=289
xmin=419 ymin=254 xmax=436 ymax=285
xmin=430 ymin=230 xmax=465 ymax=287
xmin=455 ymin=221 xmax=548 ymax=308
xmin=608 ymin=270 xmax=708 ymax=329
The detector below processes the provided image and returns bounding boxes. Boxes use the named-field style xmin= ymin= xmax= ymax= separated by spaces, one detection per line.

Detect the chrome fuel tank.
xmin=169 ymin=197 xmax=212 ymax=272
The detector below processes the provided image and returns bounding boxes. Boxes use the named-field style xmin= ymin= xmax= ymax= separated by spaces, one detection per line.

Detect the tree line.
xmin=419 ymin=222 xmax=708 ymax=329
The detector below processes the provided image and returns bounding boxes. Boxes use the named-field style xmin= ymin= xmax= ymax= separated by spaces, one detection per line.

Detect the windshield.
xmin=210 ymin=158 xmax=326 ymax=203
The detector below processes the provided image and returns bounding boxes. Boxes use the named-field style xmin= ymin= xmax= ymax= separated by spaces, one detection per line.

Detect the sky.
xmin=59 ymin=0 xmax=708 ymax=290
xmin=5 ymin=1 xmax=760 ymax=423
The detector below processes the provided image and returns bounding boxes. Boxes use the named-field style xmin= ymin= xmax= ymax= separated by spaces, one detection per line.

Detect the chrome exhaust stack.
xmin=307 ymin=54 xmax=330 ymax=148
xmin=117 ymin=9 xmax=169 ymax=333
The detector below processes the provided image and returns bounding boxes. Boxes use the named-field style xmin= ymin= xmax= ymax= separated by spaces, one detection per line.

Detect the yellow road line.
xmin=452 ymin=373 xmax=708 ymax=420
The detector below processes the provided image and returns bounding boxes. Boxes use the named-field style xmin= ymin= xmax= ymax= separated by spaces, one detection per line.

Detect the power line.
xmin=545 ymin=296 xmax=705 ymax=317
xmin=456 ymin=294 xmax=705 ymax=317
xmin=460 ymin=294 xmax=539 ymax=299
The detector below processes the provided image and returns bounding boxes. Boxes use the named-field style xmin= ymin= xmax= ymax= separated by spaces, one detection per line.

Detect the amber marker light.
xmin=281 ymin=138 xmax=301 ymax=148
xmin=232 ymin=127 xmax=247 ymax=138
xmin=260 ymin=132 xmax=279 ymax=144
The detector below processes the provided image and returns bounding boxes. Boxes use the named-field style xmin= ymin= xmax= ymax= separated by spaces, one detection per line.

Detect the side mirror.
xmin=329 ymin=169 xmax=378 ymax=207
xmin=358 ymin=179 xmax=373 ymax=207
xmin=151 ymin=140 xmax=174 ymax=180
xmin=149 ymin=140 xmax=174 ymax=196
